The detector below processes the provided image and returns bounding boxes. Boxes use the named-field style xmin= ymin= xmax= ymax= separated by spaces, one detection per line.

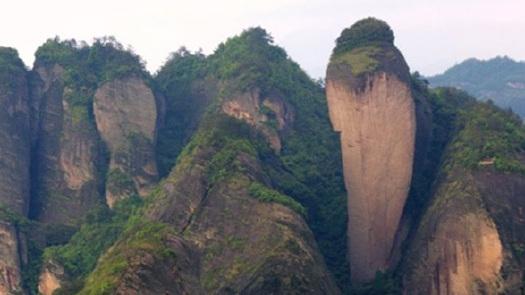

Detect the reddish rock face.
xmin=93 ymin=77 xmax=159 ymax=207
xmin=402 ymin=169 xmax=506 ymax=295
xmin=31 ymin=64 xmax=103 ymax=225
xmin=0 ymin=223 xmax=23 ymax=294
xmin=326 ymin=70 xmax=416 ymax=283
xmin=221 ymin=88 xmax=293 ymax=153
xmin=326 ymin=20 xmax=416 ymax=282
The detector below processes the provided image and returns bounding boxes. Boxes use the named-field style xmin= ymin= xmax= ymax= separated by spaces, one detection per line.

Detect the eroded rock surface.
xmin=31 ymin=63 xmax=102 ymax=225
xmin=0 ymin=48 xmax=31 ymax=294
xmin=38 ymin=260 xmax=65 ymax=295
xmin=91 ymin=114 xmax=339 ymax=294
xmin=326 ymin=19 xmax=416 ymax=282
xmin=94 ymin=77 xmax=159 ymax=207
xmin=0 ymin=223 xmax=23 ymax=294
xmin=222 ymin=88 xmax=293 ymax=152
xmin=402 ymin=170 xmax=505 ymax=295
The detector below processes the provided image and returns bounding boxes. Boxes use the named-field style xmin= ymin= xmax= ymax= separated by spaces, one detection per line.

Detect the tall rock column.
xmin=0 ymin=48 xmax=31 ymax=294
xmin=31 ymin=62 xmax=103 ymax=226
xmin=93 ymin=76 xmax=159 ymax=207
xmin=325 ymin=18 xmax=416 ymax=283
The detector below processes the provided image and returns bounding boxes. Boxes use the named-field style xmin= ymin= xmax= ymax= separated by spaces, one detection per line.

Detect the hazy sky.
xmin=1 ymin=0 xmax=523 ymax=78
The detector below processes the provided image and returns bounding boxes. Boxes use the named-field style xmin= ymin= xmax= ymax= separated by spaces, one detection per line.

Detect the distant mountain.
xmin=428 ymin=56 xmax=525 ymax=117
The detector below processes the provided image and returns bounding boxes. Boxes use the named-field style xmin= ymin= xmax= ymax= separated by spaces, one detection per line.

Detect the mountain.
xmin=1 ymin=18 xmax=525 ymax=295
xmin=428 ymin=56 xmax=525 ymax=117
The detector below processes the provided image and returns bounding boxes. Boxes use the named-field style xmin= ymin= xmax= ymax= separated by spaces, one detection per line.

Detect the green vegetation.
xmin=34 ymin=36 xmax=148 ymax=125
xmin=77 ymin=221 xmax=176 ymax=295
xmin=106 ymin=168 xmax=135 ymax=195
xmin=428 ymin=56 xmax=525 ymax=117
xmin=334 ymin=17 xmax=394 ymax=54
xmin=0 ymin=206 xmax=30 ymax=228
xmin=0 ymin=47 xmax=26 ymax=90
xmin=331 ymin=46 xmax=381 ymax=75
xmin=42 ymin=196 xmax=143 ymax=294
xmin=248 ymin=182 xmax=306 ymax=216
xmin=448 ymin=100 xmax=525 ymax=173
xmin=154 ymin=27 xmax=349 ymax=290
xmin=208 ymin=138 xmax=257 ymax=184
xmin=155 ymin=48 xmax=209 ymax=176
xmin=0 ymin=47 xmax=25 ymax=73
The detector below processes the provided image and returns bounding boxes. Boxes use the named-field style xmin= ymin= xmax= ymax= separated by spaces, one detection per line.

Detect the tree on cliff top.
xmin=334 ymin=17 xmax=394 ymax=54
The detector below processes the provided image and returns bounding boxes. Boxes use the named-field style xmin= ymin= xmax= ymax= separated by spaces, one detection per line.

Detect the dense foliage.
xmin=0 ymin=47 xmax=26 ymax=73
xmin=42 ymin=196 xmax=144 ymax=294
xmin=209 ymin=28 xmax=349 ymax=289
xmin=448 ymin=100 xmax=525 ymax=173
xmin=154 ymin=27 xmax=349 ymax=290
xmin=334 ymin=17 xmax=394 ymax=54
xmin=155 ymin=48 xmax=209 ymax=176
xmin=0 ymin=47 xmax=26 ymax=90
xmin=428 ymin=56 xmax=525 ymax=117
xmin=248 ymin=182 xmax=306 ymax=216
xmin=34 ymin=37 xmax=148 ymax=124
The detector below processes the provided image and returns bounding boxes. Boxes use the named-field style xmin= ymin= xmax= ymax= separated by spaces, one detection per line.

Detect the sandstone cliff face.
xmin=0 ymin=48 xmax=31 ymax=294
xmin=93 ymin=77 xmax=159 ymax=207
xmin=399 ymin=97 xmax=525 ymax=294
xmin=326 ymin=21 xmax=416 ymax=282
xmin=31 ymin=63 xmax=103 ymax=225
xmin=402 ymin=169 xmax=505 ymax=295
xmin=83 ymin=114 xmax=339 ymax=294
xmin=0 ymin=223 xmax=24 ymax=294
xmin=222 ymin=88 xmax=293 ymax=152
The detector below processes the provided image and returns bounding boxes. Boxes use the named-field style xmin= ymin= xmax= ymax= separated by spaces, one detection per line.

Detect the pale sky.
xmin=1 ymin=0 xmax=523 ymax=78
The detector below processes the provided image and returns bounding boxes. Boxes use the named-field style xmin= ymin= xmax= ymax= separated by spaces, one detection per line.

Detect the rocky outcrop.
xmin=38 ymin=260 xmax=65 ymax=295
xmin=0 ymin=48 xmax=31 ymax=294
xmin=222 ymin=88 xmax=293 ymax=152
xmin=88 ymin=114 xmax=339 ymax=294
xmin=402 ymin=169 xmax=505 ymax=295
xmin=31 ymin=63 xmax=103 ymax=225
xmin=93 ymin=77 xmax=159 ymax=207
xmin=0 ymin=223 xmax=23 ymax=294
xmin=326 ymin=18 xmax=416 ymax=283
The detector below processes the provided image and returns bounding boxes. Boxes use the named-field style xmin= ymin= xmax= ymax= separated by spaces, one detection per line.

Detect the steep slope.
xmin=401 ymin=91 xmax=525 ymax=294
xmin=65 ymin=28 xmax=345 ymax=294
xmin=428 ymin=56 xmax=525 ymax=117
xmin=22 ymin=38 xmax=162 ymax=295
xmin=325 ymin=18 xmax=416 ymax=283
xmin=30 ymin=38 xmax=160 ymax=224
xmin=93 ymin=76 xmax=159 ymax=207
xmin=0 ymin=48 xmax=31 ymax=295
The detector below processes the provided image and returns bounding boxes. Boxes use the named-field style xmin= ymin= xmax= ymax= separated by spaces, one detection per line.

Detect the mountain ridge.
xmin=1 ymin=20 xmax=525 ymax=295
xmin=428 ymin=55 xmax=525 ymax=117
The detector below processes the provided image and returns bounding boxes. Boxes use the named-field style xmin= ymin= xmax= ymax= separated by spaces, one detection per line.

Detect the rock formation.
xmin=31 ymin=61 xmax=103 ymax=225
xmin=0 ymin=47 xmax=31 ymax=294
xmin=402 ymin=169 xmax=505 ymax=295
xmin=400 ymin=98 xmax=525 ymax=294
xmin=93 ymin=76 xmax=159 ymax=207
xmin=38 ymin=260 xmax=65 ymax=295
xmin=221 ymin=88 xmax=293 ymax=152
xmin=326 ymin=18 xmax=416 ymax=283
xmin=93 ymin=115 xmax=340 ymax=294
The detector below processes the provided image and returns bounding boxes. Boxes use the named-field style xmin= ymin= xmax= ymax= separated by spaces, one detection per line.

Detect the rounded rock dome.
xmin=334 ymin=18 xmax=394 ymax=53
